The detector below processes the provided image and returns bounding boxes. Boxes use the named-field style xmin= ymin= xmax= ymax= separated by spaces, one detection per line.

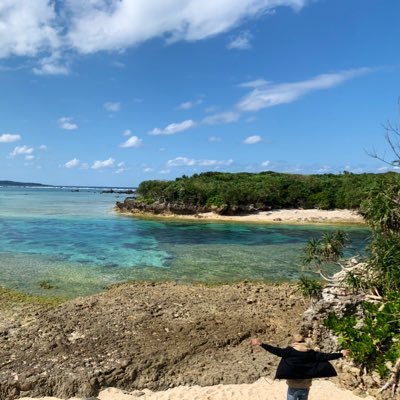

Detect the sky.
xmin=1 ymin=0 xmax=400 ymax=187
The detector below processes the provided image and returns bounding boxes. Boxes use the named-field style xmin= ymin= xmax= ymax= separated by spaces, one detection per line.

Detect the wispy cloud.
xmin=91 ymin=158 xmax=115 ymax=169
xmin=243 ymin=135 xmax=262 ymax=144
xmin=33 ymin=52 xmax=69 ymax=75
xmin=239 ymin=79 xmax=270 ymax=88
xmin=0 ymin=133 xmax=21 ymax=143
xmin=148 ymin=68 xmax=372 ymax=139
xmin=10 ymin=145 xmax=34 ymax=157
xmin=149 ymin=120 xmax=196 ymax=135
xmin=115 ymin=162 xmax=127 ymax=174
xmin=167 ymin=157 xmax=233 ymax=167
xmin=120 ymin=136 xmax=142 ymax=148
xmin=104 ymin=101 xmax=121 ymax=112
xmin=237 ymin=68 xmax=372 ymax=112
xmin=178 ymin=98 xmax=203 ymax=110
xmin=202 ymin=111 xmax=240 ymax=125
xmin=112 ymin=61 xmax=125 ymax=68
xmin=59 ymin=117 xmax=78 ymax=130
xmin=65 ymin=158 xmax=80 ymax=168
xmin=178 ymin=101 xmax=195 ymax=110
xmin=227 ymin=31 xmax=252 ymax=50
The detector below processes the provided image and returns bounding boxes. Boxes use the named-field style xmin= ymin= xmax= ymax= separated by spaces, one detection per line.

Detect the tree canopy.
xmin=135 ymin=171 xmax=399 ymax=212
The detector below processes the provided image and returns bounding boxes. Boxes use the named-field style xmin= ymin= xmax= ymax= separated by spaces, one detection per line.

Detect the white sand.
xmin=195 ymin=209 xmax=364 ymax=224
xmin=20 ymin=378 xmax=376 ymax=400
xmin=127 ymin=209 xmax=364 ymax=225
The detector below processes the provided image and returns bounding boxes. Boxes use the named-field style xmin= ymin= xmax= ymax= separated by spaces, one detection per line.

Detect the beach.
xmin=119 ymin=208 xmax=365 ymax=225
xmin=20 ymin=378 xmax=376 ymax=400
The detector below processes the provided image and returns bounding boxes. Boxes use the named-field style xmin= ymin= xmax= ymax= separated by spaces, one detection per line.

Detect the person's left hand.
xmin=250 ymin=338 xmax=262 ymax=346
xmin=341 ymin=350 xmax=350 ymax=358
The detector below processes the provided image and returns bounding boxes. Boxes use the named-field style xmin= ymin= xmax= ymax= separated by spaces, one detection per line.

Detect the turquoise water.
xmin=0 ymin=187 xmax=369 ymax=298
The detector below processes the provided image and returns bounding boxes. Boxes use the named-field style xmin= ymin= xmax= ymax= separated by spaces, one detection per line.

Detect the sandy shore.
xmin=120 ymin=209 xmax=365 ymax=225
xmin=20 ymin=378 xmax=376 ymax=400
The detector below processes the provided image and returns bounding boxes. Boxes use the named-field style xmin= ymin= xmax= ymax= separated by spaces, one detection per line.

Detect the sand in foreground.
xmin=20 ymin=378 xmax=376 ymax=400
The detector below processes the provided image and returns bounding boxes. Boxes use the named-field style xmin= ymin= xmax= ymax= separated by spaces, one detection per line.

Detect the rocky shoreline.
xmin=0 ymin=281 xmax=388 ymax=400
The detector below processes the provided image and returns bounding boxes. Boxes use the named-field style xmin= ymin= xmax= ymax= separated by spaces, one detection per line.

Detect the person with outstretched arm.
xmin=251 ymin=334 xmax=349 ymax=400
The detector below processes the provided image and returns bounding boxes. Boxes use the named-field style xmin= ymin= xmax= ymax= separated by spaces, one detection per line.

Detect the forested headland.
xmin=117 ymin=171 xmax=398 ymax=215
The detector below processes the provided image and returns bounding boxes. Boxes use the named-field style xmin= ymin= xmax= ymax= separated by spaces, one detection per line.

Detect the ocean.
xmin=0 ymin=186 xmax=369 ymax=298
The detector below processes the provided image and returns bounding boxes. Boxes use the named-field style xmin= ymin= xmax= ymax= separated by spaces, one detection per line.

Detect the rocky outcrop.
xmin=0 ymin=278 xmax=391 ymax=400
xmin=0 ymin=282 xmax=306 ymax=400
xmin=299 ymin=283 xmax=391 ymax=400
xmin=115 ymin=198 xmax=265 ymax=216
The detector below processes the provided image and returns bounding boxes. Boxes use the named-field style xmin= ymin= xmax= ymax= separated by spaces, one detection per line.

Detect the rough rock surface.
xmin=115 ymin=198 xmax=264 ymax=216
xmin=0 ymin=282 xmax=306 ymax=400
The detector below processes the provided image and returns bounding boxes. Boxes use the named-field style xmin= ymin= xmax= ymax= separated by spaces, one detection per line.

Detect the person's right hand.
xmin=341 ymin=350 xmax=350 ymax=357
xmin=250 ymin=338 xmax=262 ymax=346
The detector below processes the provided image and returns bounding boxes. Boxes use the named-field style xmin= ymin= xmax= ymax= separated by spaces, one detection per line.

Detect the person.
xmin=250 ymin=334 xmax=349 ymax=400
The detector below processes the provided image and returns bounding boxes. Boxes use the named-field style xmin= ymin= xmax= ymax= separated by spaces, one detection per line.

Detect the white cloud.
xmin=0 ymin=133 xmax=21 ymax=143
xmin=104 ymin=101 xmax=121 ymax=112
xmin=10 ymin=145 xmax=34 ymax=157
xmin=167 ymin=156 xmax=233 ymax=167
xmin=92 ymin=158 xmax=115 ymax=169
xmin=227 ymin=31 xmax=252 ymax=50
xmin=32 ymin=52 xmax=69 ymax=75
xmin=202 ymin=111 xmax=240 ymax=125
xmin=209 ymin=136 xmax=222 ymax=142
xmin=237 ymin=68 xmax=372 ymax=112
xmin=0 ymin=0 xmax=59 ymax=58
xmin=179 ymin=101 xmax=194 ymax=110
xmin=120 ymin=136 xmax=142 ymax=148
xmin=243 ymin=135 xmax=262 ymax=144
xmin=122 ymin=129 xmax=132 ymax=136
xmin=59 ymin=117 xmax=78 ymax=130
xmin=261 ymin=160 xmax=271 ymax=167
xmin=65 ymin=1 xmax=308 ymax=54
xmin=115 ymin=162 xmax=127 ymax=174
xmin=239 ymin=79 xmax=270 ymax=88
xmin=112 ymin=61 xmax=125 ymax=68
xmin=65 ymin=158 xmax=80 ymax=168
xmin=39 ymin=144 xmax=48 ymax=150
xmin=178 ymin=98 xmax=203 ymax=110
xmin=0 ymin=1 xmax=310 ymax=73
xmin=317 ymin=166 xmax=333 ymax=173
xmin=144 ymin=167 xmax=154 ymax=173
xmin=149 ymin=119 xmax=195 ymax=135
xmin=25 ymin=155 xmax=35 ymax=161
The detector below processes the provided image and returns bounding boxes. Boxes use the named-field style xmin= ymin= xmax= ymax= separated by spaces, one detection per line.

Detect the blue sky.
xmin=0 ymin=0 xmax=400 ymax=187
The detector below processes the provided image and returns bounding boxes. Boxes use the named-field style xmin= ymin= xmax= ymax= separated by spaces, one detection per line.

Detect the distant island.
xmin=0 ymin=180 xmax=50 ymax=187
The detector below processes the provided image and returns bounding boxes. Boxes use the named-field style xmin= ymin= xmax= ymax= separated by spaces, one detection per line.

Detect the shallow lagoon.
xmin=0 ymin=187 xmax=369 ymax=298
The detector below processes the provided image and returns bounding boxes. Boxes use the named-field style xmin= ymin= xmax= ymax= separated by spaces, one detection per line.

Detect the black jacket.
xmin=261 ymin=343 xmax=343 ymax=379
